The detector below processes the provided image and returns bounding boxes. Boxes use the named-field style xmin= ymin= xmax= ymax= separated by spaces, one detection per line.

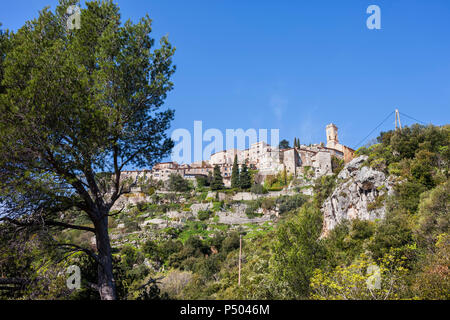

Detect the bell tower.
xmin=326 ymin=123 xmax=339 ymax=149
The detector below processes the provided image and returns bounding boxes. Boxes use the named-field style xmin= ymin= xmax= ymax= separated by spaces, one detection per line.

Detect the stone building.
xmin=122 ymin=123 xmax=355 ymax=186
xmin=326 ymin=123 xmax=355 ymax=163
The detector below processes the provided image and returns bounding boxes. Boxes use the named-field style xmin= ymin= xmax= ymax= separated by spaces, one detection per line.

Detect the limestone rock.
xmin=322 ymin=156 xmax=394 ymax=236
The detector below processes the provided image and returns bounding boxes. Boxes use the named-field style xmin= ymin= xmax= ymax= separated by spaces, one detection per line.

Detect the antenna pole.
xmin=238 ymin=234 xmax=242 ymax=286
xmin=395 ymin=109 xmax=402 ymax=131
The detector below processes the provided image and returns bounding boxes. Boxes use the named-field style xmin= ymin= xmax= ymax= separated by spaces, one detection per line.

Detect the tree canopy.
xmin=0 ymin=0 xmax=176 ymax=299
xmin=231 ymin=155 xmax=240 ymax=188
xmin=279 ymin=139 xmax=290 ymax=149
xmin=211 ymin=165 xmax=224 ymax=191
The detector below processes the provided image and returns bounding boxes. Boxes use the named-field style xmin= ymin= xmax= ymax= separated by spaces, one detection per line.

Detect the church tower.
xmin=326 ymin=123 xmax=339 ymax=149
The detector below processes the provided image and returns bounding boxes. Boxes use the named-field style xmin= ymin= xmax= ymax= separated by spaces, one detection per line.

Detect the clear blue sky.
xmin=1 ymin=0 xmax=450 ymax=156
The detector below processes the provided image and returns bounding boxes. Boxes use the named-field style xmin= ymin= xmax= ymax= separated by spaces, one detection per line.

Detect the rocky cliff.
xmin=321 ymin=156 xmax=395 ymax=235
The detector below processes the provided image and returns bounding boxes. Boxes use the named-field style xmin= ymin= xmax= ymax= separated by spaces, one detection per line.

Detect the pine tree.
xmin=231 ymin=155 xmax=240 ymax=188
xmin=239 ymin=163 xmax=251 ymax=189
xmin=211 ymin=165 xmax=224 ymax=191
xmin=0 ymin=1 xmax=176 ymax=300
xmin=279 ymin=139 xmax=290 ymax=149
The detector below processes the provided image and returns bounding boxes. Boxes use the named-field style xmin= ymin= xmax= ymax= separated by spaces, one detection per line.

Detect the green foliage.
xmin=276 ymin=194 xmax=308 ymax=215
xmin=311 ymin=249 xmax=411 ymax=300
xmin=211 ymin=165 xmax=225 ymax=191
xmin=313 ymin=175 xmax=336 ymax=208
xmin=119 ymin=245 xmax=144 ymax=270
xmin=394 ymin=180 xmax=427 ymax=214
xmin=279 ymin=139 xmax=290 ymax=149
xmin=368 ymin=211 xmax=414 ymax=261
xmin=168 ymin=174 xmax=191 ymax=192
xmin=239 ymin=163 xmax=251 ymax=189
xmin=245 ymin=201 xmax=262 ymax=218
xmin=212 ymin=201 xmax=223 ymax=212
xmin=195 ymin=175 xmax=209 ymax=188
xmin=198 ymin=210 xmax=212 ymax=221
xmin=221 ymin=231 xmax=241 ymax=253
xmin=250 ymin=183 xmax=267 ymax=195
xmin=414 ymin=180 xmax=450 ymax=249
xmin=411 ymin=234 xmax=450 ymax=300
xmin=323 ymin=219 xmax=376 ymax=267
xmin=0 ymin=0 xmax=177 ymax=299
xmin=0 ymin=23 xmax=10 ymax=95
xmin=367 ymin=194 xmax=387 ymax=212
xmin=331 ymin=156 xmax=345 ymax=175
xmin=231 ymin=155 xmax=240 ymax=188
xmin=2 ymin=118 xmax=448 ymax=300
xmin=263 ymin=169 xmax=293 ymax=190
xmin=271 ymin=203 xmax=326 ymax=298
xmin=178 ymin=221 xmax=209 ymax=244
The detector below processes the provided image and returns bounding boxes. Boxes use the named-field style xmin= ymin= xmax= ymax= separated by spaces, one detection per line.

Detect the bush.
xmin=250 ymin=184 xmax=267 ymax=194
xmin=196 ymin=175 xmax=209 ymax=188
xmin=313 ymin=175 xmax=336 ymax=208
xmin=198 ymin=210 xmax=211 ymax=221
xmin=261 ymin=198 xmax=276 ymax=211
xmin=245 ymin=201 xmax=261 ymax=218
xmin=168 ymin=173 xmax=191 ymax=192
xmin=412 ymin=234 xmax=450 ymax=300
xmin=331 ymin=156 xmax=344 ymax=175
xmin=276 ymin=194 xmax=308 ymax=214
xmin=123 ymin=218 xmax=140 ymax=233
xmin=142 ymin=240 xmax=159 ymax=259
xmin=368 ymin=211 xmax=414 ymax=261
xmin=271 ymin=203 xmax=326 ymax=298
xmin=415 ymin=180 xmax=450 ymax=249
xmin=222 ymin=232 xmax=240 ymax=253
xmin=158 ymin=240 xmax=184 ymax=263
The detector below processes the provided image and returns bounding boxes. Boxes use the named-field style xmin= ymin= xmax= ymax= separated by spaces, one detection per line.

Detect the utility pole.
xmin=238 ymin=234 xmax=242 ymax=286
xmin=395 ymin=109 xmax=402 ymax=131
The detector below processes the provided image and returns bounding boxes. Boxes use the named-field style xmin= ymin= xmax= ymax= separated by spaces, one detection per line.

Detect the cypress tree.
xmin=231 ymin=155 xmax=240 ymax=188
xmin=211 ymin=165 xmax=224 ymax=191
xmin=239 ymin=163 xmax=251 ymax=189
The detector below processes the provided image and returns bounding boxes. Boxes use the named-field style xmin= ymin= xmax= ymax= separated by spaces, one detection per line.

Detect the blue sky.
xmin=1 ymin=0 xmax=450 ymax=160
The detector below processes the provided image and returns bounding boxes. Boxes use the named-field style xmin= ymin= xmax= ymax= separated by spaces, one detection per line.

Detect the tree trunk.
xmin=95 ymin=215 xmax=117 ymax=300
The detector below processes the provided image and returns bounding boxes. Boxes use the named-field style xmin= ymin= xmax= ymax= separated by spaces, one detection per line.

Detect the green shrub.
xmin=276 ymin=194 xmax=308 ymax=214
xmin=250 ymin=183 xmax=267 ymax=194
xmin=245 ymin=200 xmax=261 ymax=218
xmin=367 ymin=193 xmax=387 ymax=211
xmin=261 ymin=198 xmax=276 ymax=211
xmin=222 ymin=231 xmax=241 ymax=253
xmin=168 ymin=173 xmax=191 ymax=192
xmin=198 ymin=210 xmax=211 ymax=221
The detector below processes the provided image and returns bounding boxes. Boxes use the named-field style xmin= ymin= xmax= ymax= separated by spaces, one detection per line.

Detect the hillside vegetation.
xmin=0 ymin=124 xmax=448 ymax=300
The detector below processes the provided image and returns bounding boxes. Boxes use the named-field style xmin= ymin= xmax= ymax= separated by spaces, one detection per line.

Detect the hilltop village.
xmin=123 ymin=124 xmax=355 ymax=187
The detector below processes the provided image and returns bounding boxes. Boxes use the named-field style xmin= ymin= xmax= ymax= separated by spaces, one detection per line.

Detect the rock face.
xmin=322 ymin=156 xmax=395 ymax=235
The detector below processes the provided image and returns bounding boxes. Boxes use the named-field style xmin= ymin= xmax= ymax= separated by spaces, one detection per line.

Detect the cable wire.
xmin=399 ymin=111 xmax=428 ymax=126
xmin=354 ymin=111 xmax=394 ymax=149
